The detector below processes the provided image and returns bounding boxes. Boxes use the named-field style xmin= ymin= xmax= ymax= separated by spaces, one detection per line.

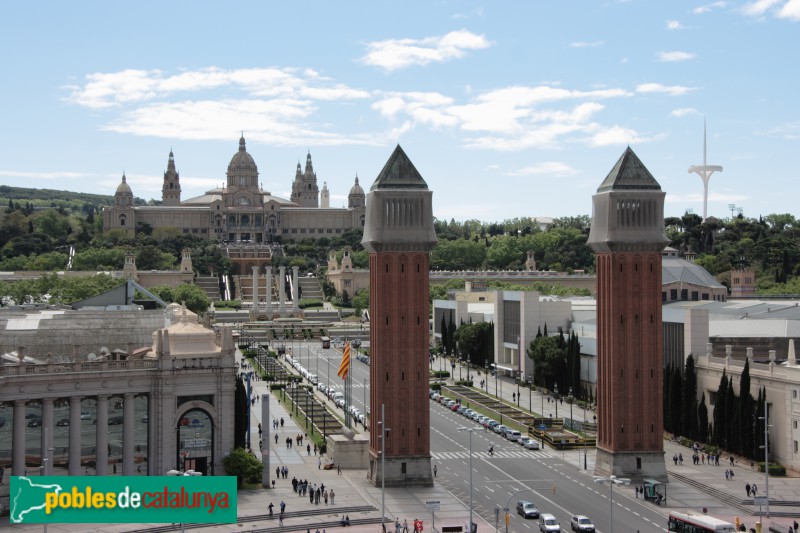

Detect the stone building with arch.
xmin=103 ymin=135 xmax=367 ymax=244
xmin=0 ymin=304 xmax=237 ymax=490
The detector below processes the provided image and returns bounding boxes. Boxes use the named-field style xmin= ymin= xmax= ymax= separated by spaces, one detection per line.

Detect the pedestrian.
xmin=276 ymin=466 xmax=280 ymax=479
xmin=403 ymin=518 xmax=409 ymax=532
xmin=280 ymin=417 xmax=284 ymax=428
xmin=725 ymin=469 xmax=729 ymax=480
xmin=673 ymin=454 xmax=678 ymax=465
xmin=679 ymin=453 xmax=683 ymax=465
xmin=275 ymin=432 xmax=278 ymax=444
xmin=395 ymin=518 xmax=401 ymax=533
xmin=330 ymin=489 xmax=335 ymax=505
xmin=314 ymin=443 xmax=318 ymax=455
xmin=752 ymin=483 xmax=757 ymax=495
xmin=324 ymin=490 xmax=329 ymax=504
xmin=307 ymin=443 xmax=311 ymax=455
xmin=337 ymin=464 xmax=341 ymax=475
xmin=745 ymin=483 xmax=751 ymax=497
xmin=280 ymin=500 xmax=286 ymax=513
xmin=0 ymin=465 xmax=4 ymax=484
xmin=278 ymin=512 xmax=284 ymax=526
xmin=730 ymin=470 xmax=734 ymax=479
xmin=268 ymin=502 xmax=274 ymax=517
xmin=433 ymin=464 xmax=437 ymax=477
xmin=318 ymin=457 xmax=322 ymax=469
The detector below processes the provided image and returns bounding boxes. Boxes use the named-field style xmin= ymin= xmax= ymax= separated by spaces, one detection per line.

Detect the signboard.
xmin=539 ymin=424 xmax=547 ymax=431
xmin=425 ymin=500 xmax=441 ymax=511
xmin=753 ymin=496 xmax=767 ymax=505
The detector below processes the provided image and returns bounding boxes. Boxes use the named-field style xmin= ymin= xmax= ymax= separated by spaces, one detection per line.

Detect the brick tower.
xmin=363 ymin=145 xmax=437 ymax=487
xmin=587 ymin=147 xmax=669 ymax=482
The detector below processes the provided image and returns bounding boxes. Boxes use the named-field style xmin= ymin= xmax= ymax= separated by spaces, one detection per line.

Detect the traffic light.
xmin=734 ymin=516 xmax=740 ymax=530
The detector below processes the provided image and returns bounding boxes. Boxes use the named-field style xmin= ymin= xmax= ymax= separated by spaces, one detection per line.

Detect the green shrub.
xmin=431 ymin=370 xmax=451 ymax=379
xmin=221 ymin=448 xmax=262 ymax=487
xmin=456 ymin=380 xmax=474 ymax=387
xmin=757 ymin=462 xmax=786 ymax=476
xmin=430 ymin=383 xmax=442 ymax=391
xmin=299 ymin=299 xmax=323 ymax=309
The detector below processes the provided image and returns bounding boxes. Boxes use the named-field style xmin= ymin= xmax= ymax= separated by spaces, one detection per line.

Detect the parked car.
xmin=56 ymin=418 xmax=69 ymax=427
xmin=516 ymin=500 xmax=540 ymax=519
xmin=520 ymin=437 xmax=541 ymax=450
xmin=27 ymin=418 xmax=42 ymax=427
xmin=506 ymin=430 xmax=522 ymax=442
xmin=493 ymin=424 xmax=508 ymax=434
xmin=539 ymin=513 xmax=561 ymax=532
xmin=80 ymin=411 xmax=92 ymax=420
xmin=570 ymin=515 xmax=595 ymax=532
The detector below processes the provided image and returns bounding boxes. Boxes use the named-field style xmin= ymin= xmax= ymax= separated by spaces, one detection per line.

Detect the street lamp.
xmin=378 ymin=404 xmax=390 ymax=532
xmin=758 ymin=399 xmax=772 ymax=519
xmin=527 ymin=375 xmax=532 ymax=412
xmin=516 ymin=371 xmax=521 ymax=405
xmin=554 ymin=383 xmax=559 ymax=418
xmin=458 ymin=427 xmax=477 ymax=533
xmin=484 ymin=360 xmax=489 ymax=393
xmin=593 ymin=475 xmax=630 ymax=533
xmin=459 ymin=354 xmax=463 ymax=381
xmin=568 ymin=387 xmax=574 ymax=428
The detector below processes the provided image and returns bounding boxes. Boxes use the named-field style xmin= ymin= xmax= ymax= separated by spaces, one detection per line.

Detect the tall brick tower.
xmin=363 ymin=145 xmax=437 ymax=487
xmin=587 ymin=147 xmax=669 ymax=482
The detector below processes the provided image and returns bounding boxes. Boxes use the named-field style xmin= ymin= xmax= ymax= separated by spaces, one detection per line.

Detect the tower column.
xmin=265 ymin=267 xmax=272 ymax=316
xmin=122 ymin=393 xmax=135 ymax=475
xmin=292 ymin=266 xmax=300 ymax=314
xmin=12 ymin=400 xmax=27 ymax=476
xmin=252 ymin=266 xmax=259 ymax=311
xmin=278 ymin=266 xmax=286 ymax=316
xmin=68 ymin=395 xmax=82 ymax=475
xmin=41 ymin=398 xmax=55 ymax=476
xmin=96 ymin=395 xmax=109 ymax=475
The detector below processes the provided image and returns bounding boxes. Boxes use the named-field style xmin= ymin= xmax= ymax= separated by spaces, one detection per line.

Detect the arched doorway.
xmin=176 ymin=408 xmax=214 ymax=476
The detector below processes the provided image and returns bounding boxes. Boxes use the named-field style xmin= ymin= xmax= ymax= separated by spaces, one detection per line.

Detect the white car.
xmin=506 ymin=430 xmax=522 ymax=442
xmin=520 ymin=437 xmax=540 ymax=450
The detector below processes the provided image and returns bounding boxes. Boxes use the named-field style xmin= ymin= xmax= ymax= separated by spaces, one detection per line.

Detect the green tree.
xmin=682 ymin=355 xmax=698 ymax=440
xmin=430 ymin=239 xmax=486 ymax=270
xmin=697 ymin=392 xmax=709 ymax=443
xmin=454 ymin=321 xmax=493 ymax=367
xmin=234 ymin=376 xmax=248 ymax=449
xmin=352 ymin=287 xmax=369 ymax=317
xmin=712 ymin=370 xmax=728 ymax=448
xmin=527 ymin=335 xmax=564 ymax=389
xmin=221 ymin=448 xmax=262 ymax=487
xmin=173 ymin=283 xmax=211 ymax=315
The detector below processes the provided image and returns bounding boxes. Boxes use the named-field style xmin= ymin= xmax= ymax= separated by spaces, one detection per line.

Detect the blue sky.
xmin=1 ymin=1 xmax=798 ymax=223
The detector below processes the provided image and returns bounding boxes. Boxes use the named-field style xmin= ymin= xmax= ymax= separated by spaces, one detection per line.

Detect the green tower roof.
xmin=597 ymin=146 xmax=662 ymax=192
xmin=370 ymin=145 xmax=428 ymax=191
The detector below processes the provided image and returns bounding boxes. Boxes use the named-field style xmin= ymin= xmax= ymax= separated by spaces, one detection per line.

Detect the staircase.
xmin=297 ymin=275 xmax=323 ymax=300
xmin=195 ymin=275 xmax=221 ymax=301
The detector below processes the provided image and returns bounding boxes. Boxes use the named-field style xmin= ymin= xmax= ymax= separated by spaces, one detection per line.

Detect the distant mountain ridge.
xmin=0 ymin=185 xmax=146 ymax=209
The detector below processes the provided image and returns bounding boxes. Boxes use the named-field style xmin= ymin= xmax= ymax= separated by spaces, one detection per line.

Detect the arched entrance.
xmin=176 ymin=408 xmax=214 ymax=476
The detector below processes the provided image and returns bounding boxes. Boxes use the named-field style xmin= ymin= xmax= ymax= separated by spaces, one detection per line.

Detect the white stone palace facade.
xmin=103 ymin=135 xmax=367 ymax=242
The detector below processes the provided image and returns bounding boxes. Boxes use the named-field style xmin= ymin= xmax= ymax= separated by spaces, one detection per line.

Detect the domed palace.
xmin=103 ymin=134 xmax=367 ymax=244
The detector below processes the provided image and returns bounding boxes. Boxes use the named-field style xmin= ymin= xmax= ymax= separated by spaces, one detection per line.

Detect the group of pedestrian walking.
xmin=745 ymin=482 xmax=758 ymax=497
xmin=275 ymin=465 xmax=289 ymax=479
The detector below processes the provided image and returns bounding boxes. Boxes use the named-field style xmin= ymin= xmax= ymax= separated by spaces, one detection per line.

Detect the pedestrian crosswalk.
xmin=431 ymin=450 xmax=549 ymax=460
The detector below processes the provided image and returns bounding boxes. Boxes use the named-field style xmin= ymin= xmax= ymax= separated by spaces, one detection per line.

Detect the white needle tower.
xmin=688 ymin=120 xmax=723 ymax=220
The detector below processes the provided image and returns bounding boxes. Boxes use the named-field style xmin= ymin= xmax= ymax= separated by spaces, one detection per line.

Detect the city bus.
xmin=668 ymin=512 xmax=736 ymax=533
xmin=321 ymin=336 xmax=330 ymax=349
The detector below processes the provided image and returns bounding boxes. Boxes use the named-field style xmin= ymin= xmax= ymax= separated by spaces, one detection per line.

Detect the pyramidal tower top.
xmin=687 ymin=119 xmax=723 ymax=220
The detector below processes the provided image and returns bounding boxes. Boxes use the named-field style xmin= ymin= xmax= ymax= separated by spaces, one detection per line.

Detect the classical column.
xmin=96 ymin=395 xmax=109 ymax=475
xmin=265 ymin=267 xmax=273 ymax=315
xmin=68 ymin=396 xmax=82 ymax=475
xmin=278 ymin=266 xmax=286 ymax=315
xmin=291 ymin=266 xmax=300 ymax=313
xmin=252 ymin=266 xmax=259 ymax=310
xmin=12 ymin=399 xmax=26 ymax=476
xmin=122 ymin=393 xmax=135 ymax=475
xmin=41 ymin=398 xmax=55 ymax=476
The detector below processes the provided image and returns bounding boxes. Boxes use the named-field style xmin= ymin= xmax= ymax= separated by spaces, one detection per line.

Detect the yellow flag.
xmin=337 ymin=342 xmax=351 ymax=379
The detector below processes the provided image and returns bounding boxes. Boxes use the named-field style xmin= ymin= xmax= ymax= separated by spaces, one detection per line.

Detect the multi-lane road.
xmin=290 ymin=340 xmax=669 ymax=532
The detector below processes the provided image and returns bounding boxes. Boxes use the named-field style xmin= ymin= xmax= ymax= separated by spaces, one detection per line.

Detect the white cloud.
xmin=671 ymin=107 xmax=700 ymax=117
xmin=756 ymin=121 xmax=800 ymax=139
xmin=360 ymin=29 xmax=491 ymax=72
xmin=656 ymin=51 xmax=696 ymax=62
xmin=66 ymin=67 xmax=370 ymax=109
xmin=569 ymin=41 xmax=604 ymax=48
xmin=741 ymin=0 xmax=781 ymax=16
xmin=694 ymin=1 xmax=727 ymax=14
xmin=636 ymin=83 xmax=695 ymax=96
xmin=506 ymin=162 xmax=579 ymax=177
xmin=666 ymin=20 xmax=688 ymax=29
xmin=779 ymin=0 xmax=800 ymax=19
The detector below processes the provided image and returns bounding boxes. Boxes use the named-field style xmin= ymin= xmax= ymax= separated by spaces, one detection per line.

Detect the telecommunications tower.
xmin=688 ymin=120 xmax=723 ymax=220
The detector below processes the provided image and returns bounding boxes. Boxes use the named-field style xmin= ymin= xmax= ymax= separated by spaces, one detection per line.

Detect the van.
xmin=539 ymin=513 xmax=560 ymax=532
xmin=308 ymin=374 xmax=319 ymax=385
xmin=506 ymin=430 xmax=522 ymax=442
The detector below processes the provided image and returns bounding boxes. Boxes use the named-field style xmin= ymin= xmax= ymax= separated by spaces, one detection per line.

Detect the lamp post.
xmin=568 ymin=387 xmax=574 ymax=429
xmin=459 ymin=355 xmax=463 ymax=381
xmin=379 ymin=404 xmax=390 ymax=532
xmin=516 ymin=371 xmax=521 ymax=405
xmin=458 ymin=427 xmax=476 ymax=533
xmin=484 ymin=360 xmax=489 ymax=393
xmin=593 ymin=475 xmax=630 ymax=533
xmin=528 ymin=375 xmax=532 ymax=412
xmin=554 ymin=383 xmax=559 ymax=418
xmin=758 ymin=399 xmax=771 ymax=519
